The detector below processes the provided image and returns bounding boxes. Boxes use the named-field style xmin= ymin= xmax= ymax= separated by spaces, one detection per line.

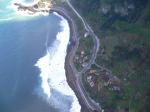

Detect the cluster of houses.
xmin=86 ymin=68 xmax=121 ymax=92
xmin=74 ymin=50 xmax=89 ymax=68
xmin=86 ymin=70 xmax=97 ymax=87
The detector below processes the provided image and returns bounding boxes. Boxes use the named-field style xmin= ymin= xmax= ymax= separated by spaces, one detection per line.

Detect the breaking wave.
xmin=0 ymin=0 xmax=81 ymax=111
xmin=35 ymin=12 xmax=81 ymax=112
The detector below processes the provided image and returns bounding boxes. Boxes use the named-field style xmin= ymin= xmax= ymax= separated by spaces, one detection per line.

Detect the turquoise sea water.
xmin=0 ymin=0 xmax=14 ymax=20
xmin=0 ymin=0 xmax=39 ymax=21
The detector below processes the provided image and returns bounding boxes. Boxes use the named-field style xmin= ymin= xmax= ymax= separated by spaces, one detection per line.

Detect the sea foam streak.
xmin=35 ymin=12 xmax=81 ymax=112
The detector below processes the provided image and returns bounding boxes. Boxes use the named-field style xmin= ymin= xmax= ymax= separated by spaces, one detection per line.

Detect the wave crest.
xmin=35 ymin=12 xmax=81 ymax=112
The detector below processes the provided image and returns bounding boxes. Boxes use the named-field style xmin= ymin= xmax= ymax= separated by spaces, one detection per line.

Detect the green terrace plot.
xmin=74 ymin=35 xmax=94 ymax=71
xmin=96 ymin=33 xmax=119 ymax=68
xmin=94 ymin=22 xmax=150 ymax=111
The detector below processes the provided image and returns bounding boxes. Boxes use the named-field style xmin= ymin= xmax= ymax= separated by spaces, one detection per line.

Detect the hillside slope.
xmin=72 ymin=0 xmax=150 ymax=112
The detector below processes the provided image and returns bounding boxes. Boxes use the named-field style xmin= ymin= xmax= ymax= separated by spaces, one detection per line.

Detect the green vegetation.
xmin=74 ymin=35 xmax=93 ymax=71
xmin=72 ymin=0 xmax=150 ymax=111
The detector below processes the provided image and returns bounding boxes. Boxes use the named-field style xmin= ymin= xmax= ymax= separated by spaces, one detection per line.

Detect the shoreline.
xmin=49 ymin=7 xmax=101 ymax=112
xmin=9 ymin=2 xmax=101 ymax=111
xmin=50 ymin=8 xmax=86 ymax=111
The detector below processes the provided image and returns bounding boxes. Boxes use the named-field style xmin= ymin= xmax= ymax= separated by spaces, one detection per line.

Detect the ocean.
xmin=0 ymin=0 xmax=81 ymax=112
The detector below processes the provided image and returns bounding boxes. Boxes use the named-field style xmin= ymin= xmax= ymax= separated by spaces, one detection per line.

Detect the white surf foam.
xmin=35 ymin=52 xmax=51 ymax=99
xmin=0 ymin=0 xmax=42 ymax=22
xmin=35 ymin=12 xmax=81 ymax=112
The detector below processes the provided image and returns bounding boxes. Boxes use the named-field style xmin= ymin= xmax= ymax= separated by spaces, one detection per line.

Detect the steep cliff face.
xmin=72 ymin=0 xmax=150 ymax=112
xmin=72 ymin=0 xmax=150 ymax=30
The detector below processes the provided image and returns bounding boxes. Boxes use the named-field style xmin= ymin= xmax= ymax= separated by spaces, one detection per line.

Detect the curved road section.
xmin=65 ymin=0 xmax=101 ymax=112
xmin=52 ymin=1 xmax=101 ymax=111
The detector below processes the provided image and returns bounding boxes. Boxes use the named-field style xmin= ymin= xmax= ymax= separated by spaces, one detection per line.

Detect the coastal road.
xmin=64 ymin=0 xmax=101 ymax=111
xmin=65 ymin=0 xmax=100 ymax=73
xmin=52 ymin=1 xmax=101 ymax=111
xmin=51 ymin=7 xmax=97 ymax=111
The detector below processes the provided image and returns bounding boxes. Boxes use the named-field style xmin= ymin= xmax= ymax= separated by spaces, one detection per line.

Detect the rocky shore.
xmin=13 ymin=0 xmax=52 ymax=15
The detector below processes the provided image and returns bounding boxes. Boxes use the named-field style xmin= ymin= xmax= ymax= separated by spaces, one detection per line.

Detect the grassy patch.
xmin=74 ymin=35 xmax=94 ymax=71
